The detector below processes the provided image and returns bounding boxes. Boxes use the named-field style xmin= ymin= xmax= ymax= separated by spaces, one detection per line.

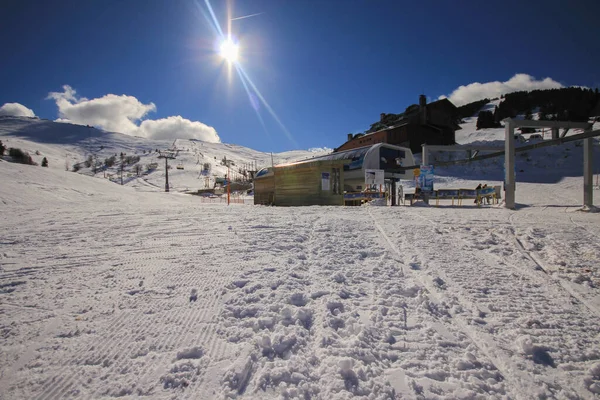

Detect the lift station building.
xmin=254 ymin=143 xmax=415 ymax=206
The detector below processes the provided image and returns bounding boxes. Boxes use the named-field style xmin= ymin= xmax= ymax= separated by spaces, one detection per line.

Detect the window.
xmin=379 ymin=147 xmax=406 ymax=169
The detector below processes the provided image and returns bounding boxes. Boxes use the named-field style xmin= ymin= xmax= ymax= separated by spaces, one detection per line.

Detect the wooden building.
xmin=254 ymin=159 xmax=346 ymax=206
xmin=254 ymin=143 xmax=415 ymax=206
xmin=335 ymin=95 xmax=461 ymax=154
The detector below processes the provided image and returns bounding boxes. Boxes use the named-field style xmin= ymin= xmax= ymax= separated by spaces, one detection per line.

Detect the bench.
xmin=404 ymin=186 xmax=501 ymax=207
xmin=456 ymin=187 xmax=500 ymax=206
xmin=344 ymin=191 xmax=385 ymax=206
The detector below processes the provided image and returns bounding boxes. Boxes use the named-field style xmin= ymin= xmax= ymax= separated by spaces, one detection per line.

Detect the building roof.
xmin=337 ymin=97 xmax=460 ymax=151
xmin=427 ymin=98 xmax=458 ymax=112
xmin=336 ymin=122 xmax=410 ymax=151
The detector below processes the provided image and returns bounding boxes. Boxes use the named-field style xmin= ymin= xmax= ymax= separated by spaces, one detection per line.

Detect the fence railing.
xmin=194 ymin=195 xmax=253 ymax=205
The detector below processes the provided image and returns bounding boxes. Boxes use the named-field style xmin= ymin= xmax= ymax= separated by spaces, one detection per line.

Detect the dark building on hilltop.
xmin=335 ymin=95 xmax=461 ymax=154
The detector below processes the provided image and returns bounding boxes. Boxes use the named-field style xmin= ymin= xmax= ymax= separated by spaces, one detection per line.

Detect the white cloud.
xmin=0 ymin=102 xmax=36 ymax=117
xmin=139 ymin=116 xmax=220 ymax=142
xmin=439 ymin=74 xmax=564 ymax=106
xmin=47 ymin=85 xmax=220 ymax=142
xmin=47 ymin=85 xmax=156 ymax=134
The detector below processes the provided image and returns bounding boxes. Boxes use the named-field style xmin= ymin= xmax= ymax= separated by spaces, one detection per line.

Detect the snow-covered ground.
xmin=1 ymin=110 xmax=600 ymax=399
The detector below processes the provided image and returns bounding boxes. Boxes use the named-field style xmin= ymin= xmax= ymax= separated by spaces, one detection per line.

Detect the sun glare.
xmin=220 ymin=39 xmax=239 ymax=63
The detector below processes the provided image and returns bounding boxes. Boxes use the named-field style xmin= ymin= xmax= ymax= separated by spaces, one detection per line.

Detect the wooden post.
xmin=227 ymin=167 xmax=231 ymax=205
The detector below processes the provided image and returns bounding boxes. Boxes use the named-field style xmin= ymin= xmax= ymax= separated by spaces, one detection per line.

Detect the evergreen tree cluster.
xmin=476 ymin=111 xmax=500 ymax=130
xmin=462 ymin=87 xmax=600 ymax=126
xmin=123 ymin=155 xmax=140 ymax=165
xmin=104 ymin=155 xmax=116 ymax=167
xmin=497 ymin=87 xmax=598 ymax=122
xmin=457 ymin=98 xmax=490 ymax=120
xmin=8 ymin=147 xmax=36 ymax=165
xmin=367 ymin=113 xmax=402 ymax=133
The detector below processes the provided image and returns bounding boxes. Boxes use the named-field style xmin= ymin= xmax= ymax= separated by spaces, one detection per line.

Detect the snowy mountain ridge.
xmin=0 ymin=116 xmax=332 ymax=192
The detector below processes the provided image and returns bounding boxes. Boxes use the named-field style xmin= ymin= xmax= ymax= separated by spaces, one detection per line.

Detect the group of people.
xmin=475 ymin=183 xmax=492 ymax=204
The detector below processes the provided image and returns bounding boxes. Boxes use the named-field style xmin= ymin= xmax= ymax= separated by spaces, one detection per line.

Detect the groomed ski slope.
xmin=1 ymin=109 xmax=600 ymax=399
xmin=1 ymin=158 xmax=600 ymax=399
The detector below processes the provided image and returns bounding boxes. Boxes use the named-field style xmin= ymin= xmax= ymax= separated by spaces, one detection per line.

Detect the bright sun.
xmin=220 ymin=39 xmax=239 ymax=63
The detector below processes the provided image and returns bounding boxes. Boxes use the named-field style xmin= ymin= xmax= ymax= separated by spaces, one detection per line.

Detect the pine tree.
xmin=476 ymin=111 xmax=496 ymax=129
xmin=538 ymin=105 xmax=548 ymax=121
xmin=0 ymin=140 xmax=5 ymax=156
xmin=41 ymin=157 xmax=48 ymax=167
xmin=476 ymin=112 xmax=484 ymax=130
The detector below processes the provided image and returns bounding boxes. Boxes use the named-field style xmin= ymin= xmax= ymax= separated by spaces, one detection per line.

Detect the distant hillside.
xmin=0 ymin=116 xmax=331 ymax=192
xmin=457 ymin=87 xmax=600 ymax=122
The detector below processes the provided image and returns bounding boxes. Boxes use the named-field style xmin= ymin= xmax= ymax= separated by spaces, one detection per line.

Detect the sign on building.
xmin=365 ymin=169 xmax=384 ymax=186
xmin=419 ymin=165 xmax=434 ymax=191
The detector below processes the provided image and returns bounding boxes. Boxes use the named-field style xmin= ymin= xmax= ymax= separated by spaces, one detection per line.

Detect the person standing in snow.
xmin=482 ymin=184 xmax=490 ymax=204
xmin=474 ymin=183 xmax=482 ymax=204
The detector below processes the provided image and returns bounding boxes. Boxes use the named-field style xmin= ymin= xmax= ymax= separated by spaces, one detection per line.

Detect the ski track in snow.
xmin=1 ymin=116 xmax=600 ymax=399
xmin=1 ymin=194 xmax=600 ymax=399
xmin=0 ymin=203 xmax=244 ymax=399
xmin=370 ymin=207 xmax=600 ymax=399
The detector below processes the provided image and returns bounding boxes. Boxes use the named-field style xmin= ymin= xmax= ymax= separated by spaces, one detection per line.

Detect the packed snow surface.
xmin=1 ymin=113 xmax=600 ymax=399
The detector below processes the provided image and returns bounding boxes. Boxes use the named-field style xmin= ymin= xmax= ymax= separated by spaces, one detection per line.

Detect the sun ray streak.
xmin=235 ymin=66 xmax=270 ymax=136
xmin=193 ymin=0 xmax=221 ymax=38
xmin=203 ymin=0 xmax=224 ymax=38
xmin=200 ymin=0 xmax=296 ymax=146
xmin=236 ymin=65 xmax=297 ymax=146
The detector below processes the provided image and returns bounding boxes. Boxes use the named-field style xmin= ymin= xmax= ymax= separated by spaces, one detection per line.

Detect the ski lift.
xmin=176 ymin=162 xmax=184 ymax=170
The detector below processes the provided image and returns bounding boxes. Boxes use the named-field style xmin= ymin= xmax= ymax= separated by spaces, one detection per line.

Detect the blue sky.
xmin=1 ymin=0 xmax=599 ymax=152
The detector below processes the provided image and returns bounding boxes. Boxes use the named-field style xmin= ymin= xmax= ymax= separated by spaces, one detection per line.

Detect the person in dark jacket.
xmin=474 ymin=184 xmax=482 ymax=204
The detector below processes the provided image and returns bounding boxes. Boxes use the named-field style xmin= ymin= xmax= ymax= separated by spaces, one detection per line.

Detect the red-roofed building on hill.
xmin=335 ymin=95 xmax=461 ymax=154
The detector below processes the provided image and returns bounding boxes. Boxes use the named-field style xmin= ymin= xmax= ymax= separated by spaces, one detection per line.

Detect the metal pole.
xmin=165 ymin=157 xmax=169 ymax=192
xmin=227 ymin=166 xmax=230 ymax=205
xmin=421 ymin=144 xmax=428 ymax=166
xmin=583 ymin=131 xmax=593 ymax=208
xmin=504 ymin=119 xmax=516 ymax=209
